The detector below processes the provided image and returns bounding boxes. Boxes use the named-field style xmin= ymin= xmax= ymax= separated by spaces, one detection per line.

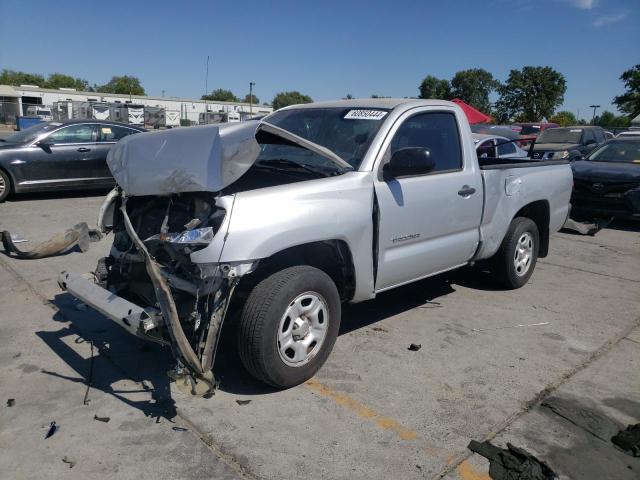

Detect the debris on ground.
xmin=472 ymin=322 xmax=550 ymax=333
xmin=541 ymin=396 xmax=621 ymax=442
xmin=408 ymin=343 xmax=422 ymax=351
xmin=612 ymin=424 xmax=640 ymax=457
xmin=9 ymin=233 xmax=27 ymax=244
xmin=61 ymin=456 xmax=76 ymax=468
xmin=93 ymin=415 xmax=110 ymax=423
xmin=562 ymin=217 xmax=612 ymax=236
xmin=236 ymin=399 xmax=251 ymax=406
xmin=0 ymin=222 xmax=102 ymax=259
xmin=172 ymin=426 xmax=188 ymax=432
xmin=6 ymin=398 xmax=15 ymax=407
xmin=468 ymin=440 xmax=556 ymax=480
xmin=44 ymin=421 xmax=58 ymax=439
xmin=372 ymin=326 xmax=388 ymax=333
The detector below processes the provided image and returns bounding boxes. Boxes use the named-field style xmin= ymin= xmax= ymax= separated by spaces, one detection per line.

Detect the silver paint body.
xmin=187 ymin=99 xmax=572 ymax=302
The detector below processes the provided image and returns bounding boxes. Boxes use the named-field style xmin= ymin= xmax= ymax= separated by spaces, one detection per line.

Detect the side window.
xmin=497 ymin=140 xmax=516 ymax=156
xmin=390 ymin=112 xmax=462 ymax=173
xmin=47 ymin=124 xmax=97 ymax=144
xmin=594 ymin=129 xmax=604 ymax=143
xmin=583 ymin=129 xmax=595 ymax=144
xmin=99 ymin=125 xmax=137 ymax=142
xmin=477 ymin=140 xmax=497 ymax=158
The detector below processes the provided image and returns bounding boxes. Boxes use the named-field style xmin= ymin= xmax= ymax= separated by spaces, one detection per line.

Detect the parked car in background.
xmin=531 ymin=126 xmax=606 ymax=160
xmin=473 ymin=133 xmax=529 ymax=159
xmin=604 ymin=131 xmax=615 ymax=140
xmin=616 ymin=130 xmax=640 ymax=138
xmin=471 ymin=124 xmax=520 ymax=140
xmin=511 ymin=122 xmax=559 ymax=148
xmin=25 ymin=105 xmax=53 ymax=121
xmin=0 ymin=120 xmax=146 ymax=202
xmin=571 ymin=138 xmax=640 ymax=219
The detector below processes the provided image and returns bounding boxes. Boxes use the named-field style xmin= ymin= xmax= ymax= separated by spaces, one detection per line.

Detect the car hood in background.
xmin=107 ymin=122 xmax=262 ymax=196
xmin=572 ymin=160 xmax=640 ymax=183
xmin=533 ymin=143 xmax=581 ymax=152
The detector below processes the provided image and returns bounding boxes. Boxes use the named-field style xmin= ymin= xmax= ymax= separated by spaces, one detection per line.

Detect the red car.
xmin=511 ymin=122 xmax=559 ymax=148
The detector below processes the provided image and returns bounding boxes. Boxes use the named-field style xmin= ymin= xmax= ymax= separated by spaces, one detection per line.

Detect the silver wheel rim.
xmin=0 ymin=174 xmax=5 ymax=197
xmin=514 ymin=232 xmax=534 ymax=277
xmin=277 ymin=291 xmax=329 ymax=367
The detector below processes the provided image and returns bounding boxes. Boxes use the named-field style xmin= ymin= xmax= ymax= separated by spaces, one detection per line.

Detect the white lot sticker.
xmin=570 ymin=129 xmax=582 ymax=132
xmin=344 ymin=109 xmax=388 ymax=120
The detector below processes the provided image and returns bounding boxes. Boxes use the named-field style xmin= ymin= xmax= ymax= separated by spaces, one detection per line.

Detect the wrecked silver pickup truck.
xmin=59 ymin=99 xmax=572 ymax=393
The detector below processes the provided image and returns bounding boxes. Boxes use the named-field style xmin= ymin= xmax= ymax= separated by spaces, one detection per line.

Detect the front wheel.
xmin=238 ymin=266 xmax=341 ymax=388
xmin=0 ymin=170 xmax=11 ymax=202
xmin=491 ymin=217 xmax=539 ymax=289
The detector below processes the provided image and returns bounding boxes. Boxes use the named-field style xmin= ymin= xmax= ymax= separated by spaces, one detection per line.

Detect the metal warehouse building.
xmin=0 ymin=84 xmax=273 ymax=126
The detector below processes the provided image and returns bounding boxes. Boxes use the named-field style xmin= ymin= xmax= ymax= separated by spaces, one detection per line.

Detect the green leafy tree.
xmin=0 ymin=69 xmax=46 ymax=87
xmin=613 ymin=64 xmax=640 ymax=117
xmin=344 ymin=93 xmax=354 ymax=100
xmin=96 ymin=75 xmax=145 ymax=95
xmin=549 ymin=110 xmax=577 ymax=126
xmin=595 ymin=110 xmax=631 ymax=128
xmin=272 ymin=91 xmax=313 ymax=110
xmin=450 ymin=68 xmax=498 ymax=113
xmin=494 ymin=66 xmax=566 ymax=122
xmin=46 ymin=73 xmax=91 ymax=91
xmin=202 ymin=88 xmax=238 ymax=102
xmin=242 ymin=93 xmax=259 ymax=104
xmin=418 ymin=75 xmax=452 ymax=100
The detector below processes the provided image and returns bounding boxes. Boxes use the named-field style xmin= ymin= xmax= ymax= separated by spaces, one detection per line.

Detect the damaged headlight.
xmin=145 ymin=227 xmax=215 ymax=251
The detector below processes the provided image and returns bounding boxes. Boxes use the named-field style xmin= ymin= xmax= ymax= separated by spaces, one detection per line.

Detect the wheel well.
xmin=238 ymin=240 xmax=356 ymax=302
xmin=515 ymin=201 xmax=550 ymax=257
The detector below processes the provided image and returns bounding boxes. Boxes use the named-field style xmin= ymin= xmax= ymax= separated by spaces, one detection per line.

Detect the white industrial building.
xmin=0 ymin=84 xmax=273 ymax=126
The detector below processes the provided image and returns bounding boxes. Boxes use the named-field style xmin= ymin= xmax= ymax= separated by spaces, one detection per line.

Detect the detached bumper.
xmin=58 ymin=271 xmax=161 ymax=338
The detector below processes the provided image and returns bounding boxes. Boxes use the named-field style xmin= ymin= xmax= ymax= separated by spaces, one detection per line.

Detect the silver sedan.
xmin=473 ymin=133 xmax=529 ymax=159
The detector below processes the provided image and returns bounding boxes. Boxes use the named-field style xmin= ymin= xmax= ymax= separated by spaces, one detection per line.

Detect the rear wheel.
xmin=491 ymin=217 xmax=539 ymax=289
xmin=0 ymin=170 xmax=10 ymax=202
xmin=238 ymin=265 xmax=341 ymax=388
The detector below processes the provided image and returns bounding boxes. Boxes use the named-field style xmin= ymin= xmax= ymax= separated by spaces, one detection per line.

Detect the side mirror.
xmin=384 ymin=147 xmax=435 ymax=179
xmin=35 ymin=140 xmax=52 ymax=152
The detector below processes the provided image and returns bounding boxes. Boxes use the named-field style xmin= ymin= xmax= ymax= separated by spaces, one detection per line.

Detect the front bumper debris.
xmin=1 ymin=222 xmax=102 ymax=259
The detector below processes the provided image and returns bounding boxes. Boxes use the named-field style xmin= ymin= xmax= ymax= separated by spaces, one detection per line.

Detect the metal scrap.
xmin=1 ymin=222 xmax=102 ymax=259
xmin=562 ymin=217 xmax=612 ymax=236
xmin=408 ymin=343 xmax=422 ymax=351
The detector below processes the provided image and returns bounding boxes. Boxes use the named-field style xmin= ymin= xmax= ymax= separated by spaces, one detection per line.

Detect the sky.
xmin=1 ymin=0 xmax=638 ymax=119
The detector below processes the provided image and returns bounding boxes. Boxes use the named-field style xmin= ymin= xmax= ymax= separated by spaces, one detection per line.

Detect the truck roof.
xmin=281 ymin=98 xmax=457 ymax=111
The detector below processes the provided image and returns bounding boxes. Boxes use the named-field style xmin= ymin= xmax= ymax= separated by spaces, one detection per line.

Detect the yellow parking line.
xmin=456 ymin=459 xmax=490 ymax=480
xmin=305 ymin=378 xmax=419 ymax=442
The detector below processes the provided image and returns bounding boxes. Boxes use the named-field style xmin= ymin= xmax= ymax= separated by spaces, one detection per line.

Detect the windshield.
xmin=537 ymin=128 xmax=582 ymax=144
xmin=588 ymin=141 xmax=640 ymax=163
xmin=263 ymin=107 xmax=389 ymax=169
xmin=3 ymin=122 xmax=63 ymax=144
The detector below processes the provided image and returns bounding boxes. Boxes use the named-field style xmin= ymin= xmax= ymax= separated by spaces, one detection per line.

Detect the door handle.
xmin=77 ymin=147 xmax=91 ymax=153
xmin=458 ymin=185 xmax=476 ymax=197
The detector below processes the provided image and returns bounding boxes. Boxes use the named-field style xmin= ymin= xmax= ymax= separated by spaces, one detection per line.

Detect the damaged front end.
xmin=59 ymin=189 xmax=255 ymax=396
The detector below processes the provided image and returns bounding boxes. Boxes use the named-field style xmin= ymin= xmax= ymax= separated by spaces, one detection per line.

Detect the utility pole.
xmin=589 ymin=105 xmax=600 ymax=125
xmin=204 ymin=55 xmax=210 ymax=117
xmin=249 ymin=81 xmax=255 ymax=118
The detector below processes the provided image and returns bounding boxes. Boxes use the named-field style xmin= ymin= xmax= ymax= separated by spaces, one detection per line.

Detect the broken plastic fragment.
xmin=93 ymin=415 xmax=110 ymax=423
xmin=44 ymin=421 xmax=58 ymax=439
xmin=408 ymin=343 xmax=422 ymax=351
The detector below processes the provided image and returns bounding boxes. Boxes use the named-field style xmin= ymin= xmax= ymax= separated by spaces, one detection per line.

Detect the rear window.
xmin=537 ymin=128 xmax=582 ymax=144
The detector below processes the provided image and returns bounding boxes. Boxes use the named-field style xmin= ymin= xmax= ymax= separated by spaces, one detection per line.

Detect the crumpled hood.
xmin=533 ymin=143 xmax=580 ymax=152
xmin=572 ymin=160 xmax=640 ymax=183
xmin=107 ymin=121 xmax=261 ymax=196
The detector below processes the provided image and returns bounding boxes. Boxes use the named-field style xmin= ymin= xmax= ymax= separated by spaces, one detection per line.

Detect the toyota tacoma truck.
xmin=58 ymin=99 xmax=572 ymax=393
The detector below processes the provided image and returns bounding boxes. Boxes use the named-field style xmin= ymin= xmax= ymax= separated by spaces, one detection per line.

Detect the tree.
xmin=242 ymin=93 xmax=259 ymax=104
xmin=494 ymin=66 xmax=566 ymax=122
xmin=613 ymin=64 xmax=640 ymax=117
xmin=0 ymin=69 xmax=46 ymax=87
xmin=549 ymin=110 xmax=577 ymax=126
xmin=595 ymin=110 xmax=631 ymax=128
xmin=202 ymin=88 xmax=238 ymax=102
xmin=418 ymin=75 xmax=452 ymax=100
xmin=96 ymin=75 xmax=145 ymax=95
xmin=272 ymin=91 xmax=313 ymax=110
xmin=46 ymin=73 xmax=91 ymax=91
xmin=450 ymin=69 xmax=498 ymax=113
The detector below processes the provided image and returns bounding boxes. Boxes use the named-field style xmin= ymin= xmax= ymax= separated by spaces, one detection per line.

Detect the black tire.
xmin=238 ymin=265 xmax=341 ymax=388
xmin=491 ymin=217 xmax=539 ymax=289
xmin=0 ymin=170 xmax=10 ymax=203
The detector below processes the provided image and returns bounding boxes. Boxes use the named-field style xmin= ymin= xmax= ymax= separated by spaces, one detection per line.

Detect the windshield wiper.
xmin=255 ymin=158 xmax=343 ymax=177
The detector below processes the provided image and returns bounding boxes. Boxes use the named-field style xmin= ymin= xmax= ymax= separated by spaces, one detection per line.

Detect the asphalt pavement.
xmin=0 ymin=191 xmax=638 ymax=479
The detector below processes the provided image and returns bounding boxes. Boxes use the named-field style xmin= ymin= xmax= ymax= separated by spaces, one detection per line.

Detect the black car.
xmin=531 ymin=126 xmax=607 ymax=161
xmin=571 ymin=138 xmax=640 ymax=218
xmin=0 ymin=120 xmax=146 ymax=202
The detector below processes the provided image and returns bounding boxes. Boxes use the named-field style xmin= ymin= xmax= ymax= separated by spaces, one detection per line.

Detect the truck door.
xmin=373 ymin=108 xmax=483 ymax=291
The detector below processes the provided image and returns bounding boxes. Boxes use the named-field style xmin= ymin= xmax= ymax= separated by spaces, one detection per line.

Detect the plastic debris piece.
xmin=10 ymin=233 xmax=27 ymax=243
xmin=468 ymin=440 xmax=556 ymax=480
xmin=172 ymin=426 xmax=188 ymax=432
xmin=44 ymin=421 xmax=58 ymax=439
xmin=93 ymin=415 xmax=110 ymax=423
xmin=408 ymin=343 xmax=422 ymax=351
xmin=61 ymin=456 xmax=75 ymax=468
xmin=6 ymin=398 xmax=15 ymax=407
xmin=236 ymin=399 xmax=251 ymax=406
xmin=612 ymin=424 xmax=640 ymax=457
xmin=1 ymin=222 xmax=102 ymax=259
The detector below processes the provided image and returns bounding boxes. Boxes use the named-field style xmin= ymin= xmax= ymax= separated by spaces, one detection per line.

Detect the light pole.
xmin=589 ymin=104 xmax=600 ymax=125
xmin=249 ymin=81 xmax=255 ymax=118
